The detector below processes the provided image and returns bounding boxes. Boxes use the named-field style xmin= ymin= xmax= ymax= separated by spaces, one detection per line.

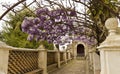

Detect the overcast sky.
xmin=0 ymin=0 xmax=36 ymax=31
xmin=0 ymin=0 xmax=18 ymax=31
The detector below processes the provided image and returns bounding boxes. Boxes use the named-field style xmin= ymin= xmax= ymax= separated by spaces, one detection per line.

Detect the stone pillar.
xmin=89 ymin=48 xmax=93 ymax=66
xmin=38 ymin=45 xmax=47 ymax=74
xmin=73 ymin=43 xmax=77 ymax=60
xmin=98 ymin=18 xmax=120 ymax=74
xmin=54 ymin=44 xmax=61 ymax=68
xmin=67 ymin=50 xmax=71 ymax=60
xmin=0 ymin=41 xmax=10 ymax=74
xmin=93 ymin=52 xmax=100 ymax=74
xmin=63 ymin=51 xmax=67 ymax=64
xmin=89 ymin=51 xmax=93 ymax=70
xmin=86 ymin=55 xmax=89 ymax=74
xmin=55 ymin=51 xmax=61 ymax=68
xmin=89 ymin=47 xmax=101 ymax=74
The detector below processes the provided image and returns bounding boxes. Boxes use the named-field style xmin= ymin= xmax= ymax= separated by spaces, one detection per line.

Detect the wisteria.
xmin=21 ymin=8 xmax=97 ymax=46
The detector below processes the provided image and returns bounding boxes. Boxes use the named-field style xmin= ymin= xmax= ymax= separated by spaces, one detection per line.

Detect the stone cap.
xmin=37 ymin=44 xmax=47 ymax=50
xmin=0 ymin=41 xmax=38 ymax=51
xmin=0 ymin=41 xmax=11 ymax=49
xmin=98 ymin=18 xmax=120 ymax=49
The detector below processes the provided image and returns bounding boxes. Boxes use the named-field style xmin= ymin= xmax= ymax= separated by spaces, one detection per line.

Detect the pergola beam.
xmin=0 ymin=0 xmax=26 ymax=20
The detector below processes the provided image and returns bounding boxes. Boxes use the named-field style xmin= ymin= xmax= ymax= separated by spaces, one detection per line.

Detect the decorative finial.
xmin=105 ymin=18 xmax=118 ymax=35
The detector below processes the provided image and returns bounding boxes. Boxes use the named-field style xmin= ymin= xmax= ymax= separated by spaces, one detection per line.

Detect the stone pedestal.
xmin=73 ymin=46 xmax=77 ymax=60
xmin=100 ymin=48 xmax=120 ymax=74
xmin=63 ymin=52 xmax=67 ymax=64
xmin=54 ymin=44 xmax=61 ymax=68
xmin=67 ymin=50 xmax=71 ymax=60
xmin=98 ymin=18 xmax=120 ymax=74
xmin=55 ymin=51 xmax=61 ymax=68
xmin=89 ymin=47 xmax=101 ymax=74
xmin=93 ymin=52 xmax=100 ymax=74
xmin=0 ymin=41 xmax=10 ymax=74
xmin=38 ymin=45 xmax=47 ymax=74
xmin=89 ymin=50 xmax=93 ymax=70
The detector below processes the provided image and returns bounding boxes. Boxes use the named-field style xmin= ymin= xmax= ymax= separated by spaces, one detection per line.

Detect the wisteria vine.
xmin=21 ymin=8 xmax=97 ymax=46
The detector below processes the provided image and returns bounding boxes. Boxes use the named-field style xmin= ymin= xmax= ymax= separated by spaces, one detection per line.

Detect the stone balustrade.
xmin=0 ymin=41 xmax=72 ymax=74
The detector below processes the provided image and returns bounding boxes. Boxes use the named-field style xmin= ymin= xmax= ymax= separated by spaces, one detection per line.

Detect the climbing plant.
xmin=86 ymin=0 xmax=119 ymax=44
xmin=0 ymin=0 xmax=119 ymax=46
xmin=21 ymin=7 xmax=97 ymax=46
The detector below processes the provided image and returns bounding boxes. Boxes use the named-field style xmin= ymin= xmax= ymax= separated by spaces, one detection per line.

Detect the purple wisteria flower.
xmin=21 ymin=8 xmax=97 ymax=45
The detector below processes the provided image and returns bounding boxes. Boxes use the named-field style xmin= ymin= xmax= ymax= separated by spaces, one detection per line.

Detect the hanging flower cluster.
xmin=21 ymin=8 xmax=97 ymax=45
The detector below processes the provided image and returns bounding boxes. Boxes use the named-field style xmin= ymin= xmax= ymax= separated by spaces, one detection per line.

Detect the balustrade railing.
xmin=0 ymin=42 xmax=72 ymax=74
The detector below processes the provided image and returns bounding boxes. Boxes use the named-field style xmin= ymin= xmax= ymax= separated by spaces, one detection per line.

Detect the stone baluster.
xmin=0 ymin=41 xmax=10 ymax=74
xmin=67 ymin=50 xmax=71 ymax=60
xmin=38 ymin=45 xmax=47 ymax=74
xmin=54 ymin=44 xmax=61 ymax=68
xmin=63 ymin=51 xmax=67 ymax=64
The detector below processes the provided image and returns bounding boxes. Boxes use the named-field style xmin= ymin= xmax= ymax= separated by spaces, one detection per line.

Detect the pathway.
xmin=49 ymin=59 xmax=86 ymax=74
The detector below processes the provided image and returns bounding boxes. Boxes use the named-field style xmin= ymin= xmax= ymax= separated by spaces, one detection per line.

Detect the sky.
xmin=0 ymin=0 xmax=18 ymax=31
xmin=0 ymin=0 xmax=36 ymax=31
xmin=0 ymin=0 xmax=17 ymax=14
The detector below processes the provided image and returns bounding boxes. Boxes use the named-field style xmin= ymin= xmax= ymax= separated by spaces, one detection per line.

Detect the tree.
xmin=1 ymin=8 xmax=54 ymax=49
xmin=1 ymin=9 xmax=39 ymax=48
xmin=86 ymin=0 xmax=119 ymax=45
xmin=73 ymin=0 xmax=120 ymax=45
